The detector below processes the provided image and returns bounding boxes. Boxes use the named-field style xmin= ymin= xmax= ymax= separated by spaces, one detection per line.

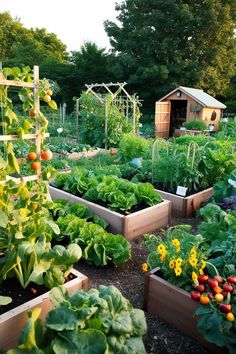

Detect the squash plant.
xmin=0 ymin=180 xmax=82 ymax=289
xmin=7 ymin=285 xmax=147 ymax=354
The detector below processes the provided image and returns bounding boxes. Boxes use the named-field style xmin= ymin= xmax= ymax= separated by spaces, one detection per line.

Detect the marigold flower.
xmin=176 ymin=257 xmax=183 ymax=266
xmin=192 ymin=271 xmax=198 ymax=282
xmin=169 ymin=260 xmax=175 ymax=269
xmin=172 ymin=239 xmax=180 ymax=246
xmin=159 ymin=254 xmax=166 ymax=261
xmin=141 ymin=263 xmax=148 ymax=272
xmin=190 ymin=247 xmax=197 ymax=256
xmin=174 ymin=267 xmax=182 ymax=276
xmin=189 ymin=257 xmax=198 ymax=267
xmin=157 ymin=244 xmax=166 ymax=253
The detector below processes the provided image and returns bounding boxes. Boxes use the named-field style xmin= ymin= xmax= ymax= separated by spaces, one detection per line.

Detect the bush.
xmin=118 ymin=133 xmax=151 ymax=161
xmin=183 ymin=119 xmax=207 ymax=131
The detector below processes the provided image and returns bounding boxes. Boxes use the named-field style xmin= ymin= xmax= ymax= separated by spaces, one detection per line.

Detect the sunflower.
xmin=169 ymin=260 xmax=175 ymax=269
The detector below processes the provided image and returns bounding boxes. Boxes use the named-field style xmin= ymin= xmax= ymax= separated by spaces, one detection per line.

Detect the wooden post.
xmin=133 ymin=100 xmax=136 ymax=133
xmin=33 ymin=65 xmax=41 ymax=176
xmin=76 ymin=98 xmax=79 ymax=143
xmin=105 ymin=98 xmax=108 ymax=150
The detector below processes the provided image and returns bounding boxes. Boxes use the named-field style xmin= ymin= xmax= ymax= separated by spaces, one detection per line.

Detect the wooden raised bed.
xmin=0 ymin=269 xmax=88 ymax=350
xmin=49 ymin=186 xmax=171 ymax=241
xmin=143 ymin=267 xmax=227 ymax=353
xmin=156 ymin=187 xmax=213 ymax=217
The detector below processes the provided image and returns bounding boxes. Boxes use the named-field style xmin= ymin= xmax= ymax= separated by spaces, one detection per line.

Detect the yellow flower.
xmin=160 ymin=254 xmax=166 ymax=261
xmin=190 ymin=247 xmax=197 ymax=256
xmin=189 ymin=257 xmax=198 ymax=267
xmin=141 ymin=263 xmax=148 ymax=272
xmin=192 ymin=271 xmax=198 ymax=282
xmin=201 ymin=260 xmax=206 ymax=269
xmin=174 ymin=267 xmax=182 ymax=276
xmin=172 ymin=239 xmax=180 ymax=246
xmin=176 ymin=257 xmax=183 ymax=266
xmin=199 ymin=268 xmax=204 ymax=275
xmin=169 ymin=260 xmax=175 ymax=269
xmin=172 ymin=239 xmax=181 ymax=252
xmin=157 ymin=244 xmax=166 ymax=253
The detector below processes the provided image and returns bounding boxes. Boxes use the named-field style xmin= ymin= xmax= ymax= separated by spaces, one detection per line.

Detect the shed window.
xmin=211 ymin=111 xmax=217 ymax=121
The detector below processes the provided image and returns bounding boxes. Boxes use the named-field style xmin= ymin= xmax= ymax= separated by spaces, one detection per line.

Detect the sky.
xmin=0 ymin=0 xmax=123 ymax=52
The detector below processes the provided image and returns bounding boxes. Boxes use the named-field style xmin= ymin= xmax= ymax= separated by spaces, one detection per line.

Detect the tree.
xmin=105 ymin=0 xmax=236 ymax=112
xmin=0 ymin=12 xmax=67 ymax=67
xmin=70 ymin=41 xmax=115 ymax=87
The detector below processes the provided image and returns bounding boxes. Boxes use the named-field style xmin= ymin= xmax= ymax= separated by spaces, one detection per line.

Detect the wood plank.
xmin=144 ymin=268 xmax=226 ymax=353
xmin=0 ymin=79 xmax=35 ymax=88
xmin=156 ymin=188 xmax=213 ymax=217
xmin=124 ymin=200 xmax=171 ymax=241
xmin=0 ymin=133 xmax=49 ymax=141
xmin=49 ymin=187 xmax=171 ymax=239
xmin=0 ymin=269 xmax=89 ymax=350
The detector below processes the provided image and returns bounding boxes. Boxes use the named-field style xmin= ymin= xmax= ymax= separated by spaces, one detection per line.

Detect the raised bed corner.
xmin=0 ymin=269 xmax=88 ymax=350
xmin=156 ymin=187 xmax=213 ymax=217
xmin=143 ymin=267 xmax=227 ymax=353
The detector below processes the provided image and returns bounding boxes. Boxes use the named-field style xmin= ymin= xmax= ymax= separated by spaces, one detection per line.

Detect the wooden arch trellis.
xmin=0 ymin=65 xmax=49 ymax=185
xmin=75 ymin=82 xmax=141 ymax=149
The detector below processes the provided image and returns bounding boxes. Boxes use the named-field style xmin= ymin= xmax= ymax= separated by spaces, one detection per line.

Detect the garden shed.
xmin=155 ymin=86 xmax=226 ymax=137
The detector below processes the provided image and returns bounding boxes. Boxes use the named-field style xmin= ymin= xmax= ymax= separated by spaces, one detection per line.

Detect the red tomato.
xmin=40 ymin=150 xmax=53 ymax=161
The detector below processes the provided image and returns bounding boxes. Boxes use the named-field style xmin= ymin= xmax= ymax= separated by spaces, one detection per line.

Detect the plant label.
xmin=176 ymin=186 xmax=188 ymax=196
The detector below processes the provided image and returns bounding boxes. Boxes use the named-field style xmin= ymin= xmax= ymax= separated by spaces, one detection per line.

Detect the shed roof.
xmin=159 ymin=86 xmax=226 ymax=109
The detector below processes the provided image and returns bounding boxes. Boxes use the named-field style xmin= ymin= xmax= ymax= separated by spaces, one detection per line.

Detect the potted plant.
xmin=182 ymin=119 xmax=207 ymax=132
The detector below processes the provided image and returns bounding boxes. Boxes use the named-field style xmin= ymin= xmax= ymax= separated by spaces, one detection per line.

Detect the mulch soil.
xmin=1 ymin=215 xmax=211 ymax=353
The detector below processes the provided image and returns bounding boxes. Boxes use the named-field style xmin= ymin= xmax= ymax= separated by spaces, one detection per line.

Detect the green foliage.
xmin=144 ymin=225 xmax=206 ymax=290
xmin=182 ymin=119 xmax=207 ymax=131
xmin=194 ymin=302 xmax=236 ymax=353
xmin=78 ymin=92 xmax=133 ymax=147
xmin=105 ymin=0 xmax=236 ymax=112
xmin=118 ymin=133 xmax=151 ymax=161
xmin=212 ymin=170 xmax=236 ymax=204
xmin=7 ymin=286 xmax=147 ymax=353
xmin=48 ymin=199 xmax=130 ymax=266
xmin=172 ymin=135 xmax=216 ymax=147
xmin=151 ymin=139 xmax=236 ymax=193
xmin=52 ymin=171 xmax=163 ymax=214
xmin=217 ymin=117 xmax=236 ymax=139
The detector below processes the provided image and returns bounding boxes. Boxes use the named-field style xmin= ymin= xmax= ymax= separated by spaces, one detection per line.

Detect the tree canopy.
xmin=105 ymin=0 xmax=236 ymax=112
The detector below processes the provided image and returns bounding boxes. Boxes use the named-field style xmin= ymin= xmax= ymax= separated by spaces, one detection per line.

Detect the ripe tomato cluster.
xmin=27 ymin=149 xmax=53 ymax=171
xmin=190 ymin=274 xmax=236 ymax=322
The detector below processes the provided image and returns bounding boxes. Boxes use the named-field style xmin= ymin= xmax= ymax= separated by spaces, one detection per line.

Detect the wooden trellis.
xmin=0 ymin=65 xmax=49 ymax=185
xmin=75 ymin=82 xmax=141 ymax=148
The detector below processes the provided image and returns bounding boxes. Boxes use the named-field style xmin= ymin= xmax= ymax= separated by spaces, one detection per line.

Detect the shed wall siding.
xmin=201 ymin=108 xmax=222 ymax=129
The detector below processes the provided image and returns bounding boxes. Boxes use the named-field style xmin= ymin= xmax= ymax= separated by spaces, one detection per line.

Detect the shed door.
xmin=155 ymin=102 xmax=170 ymax=138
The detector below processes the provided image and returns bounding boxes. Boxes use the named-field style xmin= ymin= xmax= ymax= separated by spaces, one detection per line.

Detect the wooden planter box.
xmin=49 ymin=186 xmax=171 ymax=241
xmin=143 ymin=267 xmax=227 ymax=353
xmin=0 ymin=269 xmax=88 ymax=350
xmin=156 ymin=187 xmax=213 ymax=217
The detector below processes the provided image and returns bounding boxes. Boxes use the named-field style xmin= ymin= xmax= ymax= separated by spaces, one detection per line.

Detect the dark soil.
xmin=0 ymin=215 xmax=211 ymax=353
